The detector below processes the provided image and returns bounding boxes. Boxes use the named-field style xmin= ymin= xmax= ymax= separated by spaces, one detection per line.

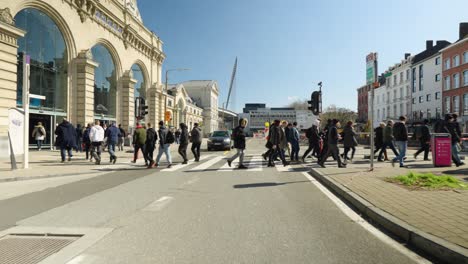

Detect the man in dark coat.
xmin=318 ymin=119 xmax=346 ymax=168
xmin=413 ymin=119 xmax=431 ymax=161
xmin=442 ymin=114 xmax=464 ymax=167
xmin=267 ymin=120 xmax=288 ymax=167
xmin=392 ymin=116 xmax=408 ymax=167
xmin=105 ymin=122 xmax=121 ymax=164
xmin=118 ymin=124 xmax=126 ymax=151
xmin=227 ymin=118 xmax=248 ymax=169
xmin=55 ymin=118 xmax=77 ymax=162
xmin=342 ymin=121 xmax=357 ymax=162
xmin=145 ymin=123 xmax=158 ymax=168
xmin=318 ymin=119 xmax=332 ymax=162
xmin=155 ymin=121 xmax=173 ymax=168
xmin=374 ymin=122 xmax=386 ymax=161
xmin=190 ymin=123 xmax=202 ymax=161
xmin=301 ymin=120 xmax=320 ymax=162
xmin=75 ymin=124 xmax=83 ymax=152
xmin=178 ymin=123 xmax=189 ymax=164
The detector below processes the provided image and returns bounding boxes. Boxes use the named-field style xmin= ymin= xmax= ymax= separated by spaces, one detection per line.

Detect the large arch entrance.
xmin=15 ymin=8 xmax=69 ymax=148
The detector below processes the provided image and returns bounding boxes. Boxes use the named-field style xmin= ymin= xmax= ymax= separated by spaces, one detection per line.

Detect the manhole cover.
xmin=0 ymin=233 xmax=82 ymax=264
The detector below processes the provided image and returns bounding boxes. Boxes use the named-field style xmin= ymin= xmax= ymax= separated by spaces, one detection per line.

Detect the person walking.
xmin=319 ymin=119 xmax=332 ymax=163
xmin=378 ymin=120 xmax=399 ymax=161
xmin=105 ymin=122 xmax=121 ymax=164
xmin=302 ymin=120 xmax=320 ymax=162
xmin=374 ymin=122 xmax=387 ymax=161
xmin=132 ymin=123 xmax=147 ymax=165
xmin=267 ymin=120 xmax=288 ymax=167
xmin=83 ymin=123 xmax=92 ymax=161
xmin=32 ymin=122 xmax=46 ymax=151
xmin=155 ymin=121 xmax=174 ymax=168
xmin=190 ymin=123 xmax=202 ymax=162
xmin=89 ymin=120 xmax=105 ymax=165
xmin=413 ymin=119 xmax=431 ymax=161
xmin=55 ymin=118 xmax=77 ymax=162
xmin=392 ymin=116 xmax=408 ymax=168
xmin=145 ymin=123 xmax=157 ymax=168
xmin=75 ymin=124 xmax=83 ymax=153
xmin=118 ymin=124 xmax=126 ymax=151
xmin=178 ymin=123 xmax=189 ymax=164
xmin=442 ymin=114 xmax=464 ymax=167
xmin=227 ymin=118 xmax=248 ymax=169
xmin=290 ymin=122 xmax=300 ymax=162
xmin=342 ymin=121 xmax=358 ymax=162
xmin=318 ymin=119 xmax=346 ymax=168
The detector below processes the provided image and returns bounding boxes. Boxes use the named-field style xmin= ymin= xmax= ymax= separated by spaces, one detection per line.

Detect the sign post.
xmin=366 ymin=52 xmax=378 ymax=171
xmin=22 ymin=54 xmax=30 ymax=169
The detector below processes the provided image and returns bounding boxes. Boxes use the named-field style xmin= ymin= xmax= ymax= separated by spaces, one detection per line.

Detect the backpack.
xmin=166 ymin=130 xmax=175 ymax=144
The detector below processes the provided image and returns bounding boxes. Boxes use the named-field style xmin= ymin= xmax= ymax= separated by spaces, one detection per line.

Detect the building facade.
xmin=165 ymin=84 xmax=203 ymax=131
xmin=180 ymin=80 xmax=219 ymax=135
xmin=369 ymin=84 xmax=387 ymax=126
xmin=0 ymin=0 xmax=165 ymax=150
xmin=410 ymin=41 xmax=450 ymax=121
xmin=384 ymin=54 xmax=413 ymax=120
xmin=441 ymin=23 xmax=468 ymax=132
xmin=357 ymin=84 xmax=370 ymax=123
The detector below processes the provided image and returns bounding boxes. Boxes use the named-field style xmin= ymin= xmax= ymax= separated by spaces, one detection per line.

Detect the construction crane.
xmin=225 ymin=57 xmax=237 ymax=110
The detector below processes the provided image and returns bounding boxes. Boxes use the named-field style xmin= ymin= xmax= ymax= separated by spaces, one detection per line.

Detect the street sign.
xmin=366 ymin=52 xmax=377 ymax=85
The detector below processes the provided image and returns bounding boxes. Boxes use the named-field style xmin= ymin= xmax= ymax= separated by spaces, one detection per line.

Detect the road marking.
xmin=188 ymin=155 xmax=225 ymax=171
xmin=143 ymin=196 xmax=174 ymax=212
xmin=301 ymin=171 xmax=430 ymax=264
xmin=275 ymin=163 xmax=294 ymax=172
xmin=219 ymin=160 xmax=235 ymax=171
xmin=161 ymin=155 xmax=213 ymax=172
xmin=247 ymin=156 xmax=264 ymax=171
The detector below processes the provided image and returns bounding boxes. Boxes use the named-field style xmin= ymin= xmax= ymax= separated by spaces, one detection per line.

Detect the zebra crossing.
xmin=155 ymin=154 xmax=302 ymax=173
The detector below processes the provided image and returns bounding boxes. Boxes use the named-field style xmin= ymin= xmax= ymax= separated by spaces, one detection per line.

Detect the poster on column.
xmin=8 ymin=108 xmax=25 ymax=156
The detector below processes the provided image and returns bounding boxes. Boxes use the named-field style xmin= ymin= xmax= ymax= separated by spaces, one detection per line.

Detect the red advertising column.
xmin=432 ymin=134 xmax=452 ymax=167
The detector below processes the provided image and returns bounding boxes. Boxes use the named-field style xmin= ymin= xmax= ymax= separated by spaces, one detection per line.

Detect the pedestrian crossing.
xmin=153 ymin=154 xmax=306 ymax=173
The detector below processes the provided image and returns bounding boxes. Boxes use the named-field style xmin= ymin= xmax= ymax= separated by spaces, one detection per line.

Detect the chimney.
xmin=404 ymin=53 xmax=411 ymax=60
xmin=426 ymin=40 xmax=433 ymax=50
xmin=460 ymin=22 xmax=468 ymax=39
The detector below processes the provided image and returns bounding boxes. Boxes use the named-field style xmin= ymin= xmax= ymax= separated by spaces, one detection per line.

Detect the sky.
xmin=139 ymin=0 xmax=468 ymax=113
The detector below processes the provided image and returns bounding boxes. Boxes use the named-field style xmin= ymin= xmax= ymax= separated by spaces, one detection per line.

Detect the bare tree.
xmin=319 ymin=105 xmax=357 ymax=128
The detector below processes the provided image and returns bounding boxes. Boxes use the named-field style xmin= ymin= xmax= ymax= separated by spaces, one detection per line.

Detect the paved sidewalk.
xmin=308 ymin=147 xmax=468 ymax=263
xmin=0 ymin=142 xmax=213 ymax=182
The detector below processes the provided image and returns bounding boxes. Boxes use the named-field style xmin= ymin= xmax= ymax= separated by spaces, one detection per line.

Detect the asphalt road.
xmin=1 ymin=139 xmax=429 ymax=263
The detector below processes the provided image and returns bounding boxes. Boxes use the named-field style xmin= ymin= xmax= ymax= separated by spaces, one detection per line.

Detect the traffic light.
xmin=135 ymin=97 xmax=149 ymax=118
xmin=308 ymin=91 xmax=321 ymax=116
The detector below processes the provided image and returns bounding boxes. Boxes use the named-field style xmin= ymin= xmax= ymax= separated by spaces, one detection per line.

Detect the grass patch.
xmin=387 ymin=172 xmax=468 ymax=190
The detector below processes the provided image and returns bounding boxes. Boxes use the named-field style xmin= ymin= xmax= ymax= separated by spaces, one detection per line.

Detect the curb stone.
xmin=309 ymin=168 xmax=468 ymax=264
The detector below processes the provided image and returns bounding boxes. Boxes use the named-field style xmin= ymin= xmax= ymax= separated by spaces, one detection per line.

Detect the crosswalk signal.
xmin=135 ymin=97 xmax=149 ymax=118
xmin=309 ymin=91 xmax=321 ymax=116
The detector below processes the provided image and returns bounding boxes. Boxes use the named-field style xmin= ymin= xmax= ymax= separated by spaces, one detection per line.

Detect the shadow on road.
xmin=233 ymin=181 xmax=309 ymax=189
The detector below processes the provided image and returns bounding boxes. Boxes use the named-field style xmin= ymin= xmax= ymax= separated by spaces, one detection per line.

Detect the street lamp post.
xmin=164 ymin=68 xmax=190 ymax=125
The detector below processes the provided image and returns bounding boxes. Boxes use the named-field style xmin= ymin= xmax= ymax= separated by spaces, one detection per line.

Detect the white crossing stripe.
xmin=275 ymin=163 xmax=294 ymax=172
xmin=188 ymin=155 xmax=225 ymax=171
xmin=161 ymin=155 xmax=213 ymax=172
xmin=247 ymin=156 xmax=264 ymax=171
xmin=219 ymin=160 xmax=235 ymax=171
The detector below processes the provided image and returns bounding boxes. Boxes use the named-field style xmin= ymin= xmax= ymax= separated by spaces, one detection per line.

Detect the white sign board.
xmin=8 ymin=108 xmax=25 ymax=156
xmin=296 ymin=110 xmax=318 ymax=130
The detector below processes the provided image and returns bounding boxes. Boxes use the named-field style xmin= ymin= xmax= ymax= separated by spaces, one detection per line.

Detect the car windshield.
xmin=212 ymin=131 xmax=228 ymax=137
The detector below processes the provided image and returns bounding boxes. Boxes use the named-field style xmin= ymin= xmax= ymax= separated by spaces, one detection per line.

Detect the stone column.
xmin=0 ymin=14 xmax=25 ymax=144
xmin=121 ymin=70 xmax=137 ymax=129
xmin=75 ymin=50 xmax=98 ymax=127
xmin=146 ymin=85 xmax=160 ymax=126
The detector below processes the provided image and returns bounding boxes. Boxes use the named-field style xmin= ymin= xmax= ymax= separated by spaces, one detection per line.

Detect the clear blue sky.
xmin=139 ymin=0 xmax=467 ymax=113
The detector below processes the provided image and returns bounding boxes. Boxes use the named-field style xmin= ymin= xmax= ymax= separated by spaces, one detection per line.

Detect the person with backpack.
xmin=32 ymin=122 xmax=46 ymax=151
xmin=190 ymin=123 xmax=202 ymax=162
xmin=83 ymin=123 xmax=92 ymax=161
xmin=392 ymin=116 xmax=408 ymax=168
xmin=145 ymin=123 xmax=158 ymax=168
xmin=413 ymin=119 xmax=431 ymax=161
xmin=132 ymin=123 xmax=147 ymax=165
xmin=105 ymin=122 xmax=121 ymax=164
xmin=155 ymin=121 xmax=174 ymax=168
xmin=178 ymin=123 xmax=189 ymax=164
xmin=227 ymin=118 xmax=248 ymax=169
xmin=301 ymin=119 xmax=320 ymax=162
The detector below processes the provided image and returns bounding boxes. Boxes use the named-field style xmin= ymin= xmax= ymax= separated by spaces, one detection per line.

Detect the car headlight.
xmin=224 ymin=138 xmax=230 ymax=143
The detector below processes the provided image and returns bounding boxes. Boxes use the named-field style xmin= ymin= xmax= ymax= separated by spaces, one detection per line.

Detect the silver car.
xmin=207 ymin=130 xmax=232 ymax=151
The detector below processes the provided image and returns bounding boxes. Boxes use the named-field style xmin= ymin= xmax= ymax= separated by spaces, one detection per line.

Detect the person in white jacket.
xmin=32 ymin=122 xmax=46 ymax=151
xmin=89 ymin=120 xmax=105 ymax=165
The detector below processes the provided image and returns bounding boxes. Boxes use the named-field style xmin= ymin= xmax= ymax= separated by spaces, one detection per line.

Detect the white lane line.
xmin=161 ymin=155 xmax=213 ymax=172
xmin=188 ymin=155 xmax=225 ymax=171
xmin=247 ymin=156 xmax=264 ymax=172
xmin=301 ymin=172 xmax=430 ymax=264
xmin=143 ymin=196 xmax=174 ymax=212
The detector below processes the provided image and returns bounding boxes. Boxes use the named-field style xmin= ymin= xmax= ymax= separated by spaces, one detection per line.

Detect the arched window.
xmin=131 ymin=64 xmax=146 ymax=99
xmin=91 ymin=44 xmax=116 ymax=118
xmin=15 ymin=8 xmax=68 ymax=112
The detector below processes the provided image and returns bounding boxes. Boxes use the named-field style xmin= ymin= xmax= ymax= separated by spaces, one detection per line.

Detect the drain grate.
xmin=0 ymin=233 xmax=82 ymax=264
